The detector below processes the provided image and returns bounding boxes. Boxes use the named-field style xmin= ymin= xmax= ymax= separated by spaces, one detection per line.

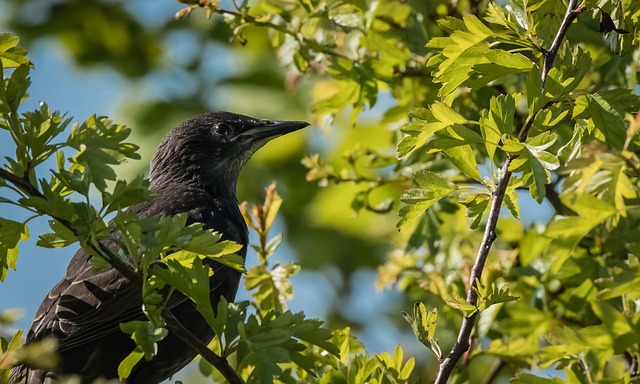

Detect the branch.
xmin=163 ymin=309 xmax=244 ymax=384
xmin=0 ymin=167 xmax=41 ymax=198
xmin=434 ymin=157 xmax=513 ymax=384
xmin=434 ymin=2 xmax=583 ymax=382
xmin=541 ymin=0 xmax=585 ymax=86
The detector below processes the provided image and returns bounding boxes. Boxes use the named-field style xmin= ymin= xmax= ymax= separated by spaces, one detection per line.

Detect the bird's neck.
xmin=150 ymin=178 xmax=238 ymax=201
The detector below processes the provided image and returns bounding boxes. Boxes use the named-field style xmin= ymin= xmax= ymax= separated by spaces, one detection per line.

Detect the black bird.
xmin=10 ymin=112 xmax=308 ymax=384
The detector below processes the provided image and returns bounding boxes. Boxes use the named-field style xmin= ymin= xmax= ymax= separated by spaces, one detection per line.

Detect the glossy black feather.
xmin=10 ymin=112 xmax=308 ymax=384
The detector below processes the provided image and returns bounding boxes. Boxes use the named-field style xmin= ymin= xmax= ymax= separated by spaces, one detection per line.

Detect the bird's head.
xmin=149 ymin=112 xmax=308 ymax=196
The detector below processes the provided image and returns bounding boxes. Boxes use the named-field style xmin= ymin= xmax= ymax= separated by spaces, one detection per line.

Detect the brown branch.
xmin=434 ymin=2 xmax=583 ymax=382
xmin=163 ymin=309 xmax=244 ymax=384
xmin=434 ymin=157 xmax=513 ymax=384
xmin=541 ymin=0 xmax=585 ymax=86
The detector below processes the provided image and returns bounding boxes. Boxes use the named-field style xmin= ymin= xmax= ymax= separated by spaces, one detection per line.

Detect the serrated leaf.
xmin=0 ymin=218 xmax=29 ymax=281
xmin=397 ymin=103 xmax=469 ymax=158
xmin=402 ymin=303 xmax=441 ymax=360
xmin=480 ymin=94 xmax=517 ymax=160
xmin=445 ymin=296 xmax=477 ymax=316
xmin=239 ymin=311 xmax=339 ymax=384
xmin=461 ymin=193 xmax=491 ymax=229
xmin=443 ymin=145 xmax=481 ymax=180
xmin=397 ymin=171 xmax=457 ymax=229
xmin=428 ymin=124 xmax=484 ymax=152
xmin=119 ymin=321 xmax=167 ymax=361
xmin=245 ymin=262 xmax=300 ymax=313
xmin=573 ymin=91 xmax=639 ymax=149
xmin=506 ymin=133 xmax=559 ymax=203
xmin=151 ymin=257 xmax=216 ymax=330
xmin=0 ymin=33 xmax=30 ymax=68
xmin=504 ymin=188 xmax=520 ymax=220
xmin=475 ymin=282 xmax=519 ymax=311
xmin=102 ymin=176 xmax=153 ymax=214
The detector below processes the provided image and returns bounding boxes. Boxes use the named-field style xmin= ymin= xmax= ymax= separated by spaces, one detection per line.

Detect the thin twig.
xmin=541 ymin=0 xmax=585 ymax=86
xmin=434 ymin=1 xmax=583 ymax=382
xmin=163 ymin=309 xmax=244 ymax=384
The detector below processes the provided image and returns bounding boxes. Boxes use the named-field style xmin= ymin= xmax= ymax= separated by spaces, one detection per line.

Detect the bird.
xmin=10 ymin=111 xmax=309 ymax=384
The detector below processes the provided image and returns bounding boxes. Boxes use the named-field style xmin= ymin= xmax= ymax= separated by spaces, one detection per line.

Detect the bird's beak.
xmin=240 ymin=120 xmax=310 ymax=142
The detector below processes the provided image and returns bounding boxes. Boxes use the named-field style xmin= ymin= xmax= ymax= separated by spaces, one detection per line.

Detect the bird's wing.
xmin=27 ymin=199 xmax=247 ymax=352
xmin=27 ymin=247 xmax=142 ymax=352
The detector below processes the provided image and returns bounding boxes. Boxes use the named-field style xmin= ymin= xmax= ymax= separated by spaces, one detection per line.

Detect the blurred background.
xmin=0 ymin=0 xmax=564 ymax=382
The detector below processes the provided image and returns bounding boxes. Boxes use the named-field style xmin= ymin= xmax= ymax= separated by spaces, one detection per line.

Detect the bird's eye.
xmin=213 ymin=123 xmax=234 ymax=137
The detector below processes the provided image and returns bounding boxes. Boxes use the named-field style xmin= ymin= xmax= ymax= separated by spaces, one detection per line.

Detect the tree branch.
xmin=0 ymin=167 xmax=41 ymax=198
xmin=163 ymin=309 xmax=244 ymax=384
xmin=434 ymin=2 xmax=583 ymax=382
xmin=434 ymin=157 xmax=513 ymax=384
xmin=541 ymin=0 xmax=585 ymax=86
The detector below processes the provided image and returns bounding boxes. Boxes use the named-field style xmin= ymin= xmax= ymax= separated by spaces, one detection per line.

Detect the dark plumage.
xmin=10 ymin=112 xmax=308 ymax=384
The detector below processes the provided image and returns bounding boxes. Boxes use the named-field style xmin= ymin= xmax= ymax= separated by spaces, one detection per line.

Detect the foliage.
xmin=1 ymin=0 xmax=640 ymax=382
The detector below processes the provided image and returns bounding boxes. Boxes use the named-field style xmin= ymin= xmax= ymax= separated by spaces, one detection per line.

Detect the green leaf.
xmin=118 ymin=348 xmax=145 ymax=381
xmin=590 ymin=300 xmax=639 ymax=352
xmin=445 ymin=296 xmax=477 ymax=316
xmin=151 ymin=257 xmax=216 ymax=330
xmin=102 ymin=176 xmax=153 ymax=214
xmin=37 ymin=219 xmax=77 ymax=249
xmin=375 ymin=345 xmax=415 ymax=382
xmin=573 ymin=90 xmax=640 ymax=149
xmin=0 ymin=33 xmax=31 ymax=68
xmin=166 ymin=226 xmax=245 ymax=272
xmin=119 ymin=320 xmax=167 ymax=360
xmin=245 ymin=263 xmax=300 ymax=313
xmin=505 ymin=133 xmax=559 ymax=203
xmin=460 ymin=192 xmax=491 ymax=229
xmin=511 ymin=373 xmax=566 ymax=384
xmin=402 ymin=303 xmax=441 ymax=360
xmin=238 ymin=311 xmax=338 ymax=384
xmin=428 ymin=124 xmax=484 ymax=152
xmin=480 ymin=94 xmax=517 ymax=160
xmin=503 ymin=180 xmax=521 ymax=220
xmin=0 ymin=218 xmax=29 ymax=281
xmin=474 ymin=282 xmax=519 ymax=311
xmin=397 ymin=103 xmax=468 ymax=158
xmin=3 ymin=64 xmax=31 ymax=113
xmin=397 ymin=171 xmax=457 ymax=229
xmin=443 ymin=144 xmax=481 ymax=180
xmin=67 ymin=115 xmax=140 ymax=192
